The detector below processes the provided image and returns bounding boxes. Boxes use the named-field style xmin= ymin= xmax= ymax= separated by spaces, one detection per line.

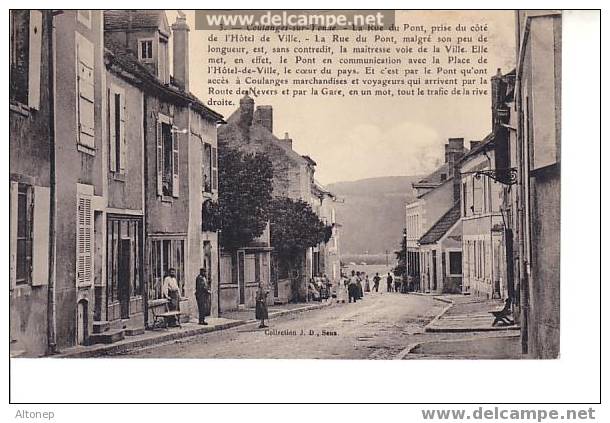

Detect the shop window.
xmin=149 ymin=239 xmax=185 ymax=300
xmin=449 ymin=251 xmax=462 ymax=275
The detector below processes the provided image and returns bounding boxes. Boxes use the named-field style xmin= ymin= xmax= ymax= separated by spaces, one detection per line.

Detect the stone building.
xmin=459 ymin=134 xmax=509 ymax=299
xmin=311 ymin=181 xmax=341 ymax=283
xmin=419 ymin=203 xmax=463 ymax=294
xmin=9 ymin=10 xmax=224 ymax=354
xmin=217 ymin=96 xmax=320 ymax=306
xmin=500 ymin=11 xmax=561 ymax=358
xmin=405 ymin=138 xmax=466 ymax=292
xmin=10 ymin=10 xmax=54 ymax=357
xmin=104 ymin=10 xmax=224 ymax=326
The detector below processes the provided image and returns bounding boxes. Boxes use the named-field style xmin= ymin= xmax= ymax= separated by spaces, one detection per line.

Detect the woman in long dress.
xmin=255 ymin=281 xmax=269 ymax=328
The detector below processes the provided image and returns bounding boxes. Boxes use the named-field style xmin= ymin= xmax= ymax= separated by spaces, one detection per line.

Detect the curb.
xmin=397 ymin=332 xmax=521 ymax=360
xmin=54 ymin=301 xmax=332 ymax=358
xmin=393 ymin=295 xmax=455 ymax=360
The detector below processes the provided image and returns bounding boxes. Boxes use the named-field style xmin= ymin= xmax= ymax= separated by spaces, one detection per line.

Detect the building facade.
xmin=406 ymin=138 xmax=466 ymax=293
xmin=501 ymin=11 xmax=561 ymax=358
xmin=10 ymin=10 xmax=224 ymax=354
xmin=10 ymin=10 xmax=53 ymax=357
xmin=459 ymin=138 xmax=508 ymax=299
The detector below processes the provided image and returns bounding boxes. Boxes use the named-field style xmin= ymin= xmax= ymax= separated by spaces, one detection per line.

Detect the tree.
xmin=217 ymin=146 xmax=274 ymax=251
xmin=269 ymin=197 xmax=329 ymax=302
xmin=393 ymin=228 xmax=407 ymax=277
xmin=268 ymin=197 xmax=328 ymax=258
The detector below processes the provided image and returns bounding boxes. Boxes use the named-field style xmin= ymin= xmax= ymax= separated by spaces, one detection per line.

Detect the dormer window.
xmin=138 ymin=39 xmax=153 ymax=62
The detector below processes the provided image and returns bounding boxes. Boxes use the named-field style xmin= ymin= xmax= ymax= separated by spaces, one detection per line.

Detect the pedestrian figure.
xmin=386 ymin=273 xmax=393 ymax=292
xmin=364 ymin=274 xmax=371 ymax=292
xmin=337 ymin=273 xmax=348 ymax=303
xmin=356 ymin=271 xmax=364 ymax=299
xmin=162 ymin=268 xmax=181 ymax=326
xmin=348 ymin=270 xmax=359 ymax=303
xmin=373 ymin=273 xmax=381 ymax=292
xmin=395 ymin=277 xmax=401 ymax=293
xmin=255 ymin=281 xmax=269 ymax=328
xmin=195 ymin=268 xmax=211 ymax=325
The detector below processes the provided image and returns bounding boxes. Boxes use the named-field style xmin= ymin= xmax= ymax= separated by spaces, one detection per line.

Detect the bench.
xmin=490 ymin=298 xmax=514 ymax=327
xmin=149 ymin=298 xmax=182 ymax=329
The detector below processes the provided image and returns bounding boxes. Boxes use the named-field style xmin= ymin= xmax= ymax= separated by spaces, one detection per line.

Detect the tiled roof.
xmin=225 ymin=105 xmax=309 ymax=166
xmin=414 ymin=162 xmax=451 ymax=186
xmin=419 ymin=202 xmax=461 ymax=245
xmin=104 ymin=10 xmax=165 ymax=32
xmin=104 ymin=38 xmax=224 ymax=123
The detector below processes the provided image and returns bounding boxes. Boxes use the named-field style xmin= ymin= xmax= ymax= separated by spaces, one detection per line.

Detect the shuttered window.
xmin=211 ymin=146 xmax=218 ymax=192
xmin=156 ymin=114 xmax=179 ymax=197
xmin=203 ymin=143 xmax=212 ymax=193
xmin=76 ymin=33 xmax=95 ymax=149
xmin=76 ymin=194 xmax=93 ymax=286
xmin=108 ymin=85 xmax=126 ymax=172
xmin=10 ymin=10 xmax=41 ymax=108
xmin=31 ymin=186 xmax=50 ymax=286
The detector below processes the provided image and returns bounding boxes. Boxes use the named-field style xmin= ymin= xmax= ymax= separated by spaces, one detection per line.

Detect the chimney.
xmin=253 ymin=105 xmax=273 ymax=133
xmin=281 ymin=132 xmax=293 ymax=150
xmin=470 ymin=140 xmax=481 ymax=150
xmin=491 ymin=68 xmax=504 ymax=130
xmin=238 ymin=95 xmax=255 ymax=139
xmin=171 ymin=11 xmax=190 ymax=91
xmin=445 ymin=138 xmax=465 ymax=204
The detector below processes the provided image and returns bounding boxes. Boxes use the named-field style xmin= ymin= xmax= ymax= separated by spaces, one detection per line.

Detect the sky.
xmin=167 ymin=10 xmax=516 ymax=185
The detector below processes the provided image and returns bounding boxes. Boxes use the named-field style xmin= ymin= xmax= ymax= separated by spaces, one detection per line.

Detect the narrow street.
xmin=123 ymin=292 xmax=446 ymax=359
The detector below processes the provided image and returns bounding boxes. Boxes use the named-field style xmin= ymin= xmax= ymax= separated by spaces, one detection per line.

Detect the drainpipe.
xmin=46 ymin=10 xmax=59 ymax=355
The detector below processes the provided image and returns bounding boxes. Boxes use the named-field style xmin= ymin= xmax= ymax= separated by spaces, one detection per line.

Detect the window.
xmin=149 ymin=239 xmax=185 ymax=300
xmin=16 ymin=185 xmax=32 ymax=285
xmin=156 ymin=115 xmax=179 ymax=197
xmin=109 ymin=85 xmax=126 ymax=173
xmin=211 ymin=146 xmax=218 ymax=191
xmin=76 ymin=192 xmax=93 ymax=287
xmin=158 ymin=39 xmax=168 ymax=83
xmin=462 ymin=182 xmax=467 ymax=216
xmin=10 ymin=182 xmax=50 ymax=288
xmin=139 ymin=39 xmax=153 ymax=62
xmin=10 ymin=10 xmax=41 ymax=108
xmin=76 ymin=33 xmax=95 ymax=149
xmin=449 ymin=251 xmax=462 ymax=275
xmin=107 ymin=217 xmax=142 ymax=303
xmin=203 ymin=143 xmax=212 ymax=192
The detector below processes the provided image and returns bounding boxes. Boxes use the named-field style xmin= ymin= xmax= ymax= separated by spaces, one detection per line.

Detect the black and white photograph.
xmin=6 ymin=5 xmax=602 ymax=414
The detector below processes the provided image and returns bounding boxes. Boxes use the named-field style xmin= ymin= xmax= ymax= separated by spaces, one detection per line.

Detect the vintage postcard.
xmin=9 ymin=9 xmax=562 ymax=363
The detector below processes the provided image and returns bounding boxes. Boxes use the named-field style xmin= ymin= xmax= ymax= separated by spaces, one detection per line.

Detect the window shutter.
xmin=28 ymin=10 xmax=42 ymax=110
xmin=31 ymin=186 xmax=50 ymax=286
xmin=10 ymin=182 xmax=18 ymax=289
xmin=156 ymin=120 xmax=163 ymax=196
xmin=77 ymin=35 xmax=95 ymax=148
xmin=172 ymin=131 xmax=179 ymax=197
xmin=108 ymin=88 xmax=116 ymax=171
xmin=211 ymin=146 xmax=218 ymax=191
xmin=119 ymin=91 xmax=127 ymax=173
xmin=76 ymin=194 xmax=93 ymax=286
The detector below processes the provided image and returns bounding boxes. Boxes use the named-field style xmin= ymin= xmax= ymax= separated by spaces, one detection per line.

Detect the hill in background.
xmin=327 ymin=175 xmax=422 ymax=256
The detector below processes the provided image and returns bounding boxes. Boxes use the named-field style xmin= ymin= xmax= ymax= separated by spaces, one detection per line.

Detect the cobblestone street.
xmin=120 ymin=292 xmax=517 ymax=359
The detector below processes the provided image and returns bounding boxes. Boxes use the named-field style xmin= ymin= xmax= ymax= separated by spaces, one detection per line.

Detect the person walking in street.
xmin=348 ymin=270 xmax=359 ymax=303
xmin=394 ymin=276 xmax=401 ymax=293
xmin=386 ymin=272 xmax=393 ymax=292
xmin=337 ymin=273 xmax=348 ymax=303
xmin=162 ymin=268 xmax=181 ymax=326
xmin=364 ymin=273 xmax=371 ymax=293
xmin=356 ymin=271 xmax=364 ymax=299
xmin=195 ymin=268 xmax=211 ymax=325
xmin=373 ymin=273 xmax=381 ymax=292
xmin=255 ymin=281 xmax=269 ymax=328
